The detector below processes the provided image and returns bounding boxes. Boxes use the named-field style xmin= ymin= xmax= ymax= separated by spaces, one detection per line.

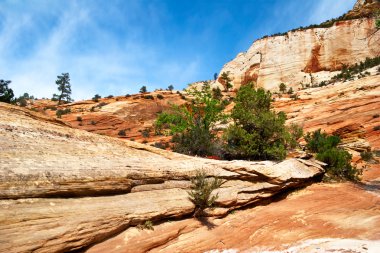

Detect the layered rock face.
xmin=0 ymin=103 xmax=323 ymax=253
xmin=217 ymin=17 xmax=379 ymax=91
xmin=274 ymin=72 xmax=380 ymax=151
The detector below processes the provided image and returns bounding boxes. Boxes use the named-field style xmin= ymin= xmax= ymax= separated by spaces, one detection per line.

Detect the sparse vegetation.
xmin=152 ymin=141 xmax=169 ymax=149
xmin=97 ymin=102 xmax=108 ymax=108
xmin=286 ymin=123 xmax=303 ymax=149
xmin=76 ymin=116 xmax=82 ymax=121
xmin=188 ymin=169 xmax=224 ymax=217
xmin=156 ymin=94 xmax=164 ymax=99
xmin=118 ymin=129 xmax=126 ymax=136
xmin=373 ymin=114 xmax=379 ymax=118
xmin=332 ymin=56 xmax=380 ymax=82
xmin=137 ymin=220 xmax=154 ymax=230
xmin=374 ymin=125 xmax=380 ymax=131
xmin=141 ymin=129 xmax=150 ymax=138
xmin=56 ymin=108 xmax=71 ymax=118
xmin=106 ymin=95 xmax=114 ymax=99
xmin=143 ymin=95 xmax=154 ymax=100
xmin=360 ymin=151 xmax=373 ymax=162
xmin=305 ymin=129 xmax=361 ymax=182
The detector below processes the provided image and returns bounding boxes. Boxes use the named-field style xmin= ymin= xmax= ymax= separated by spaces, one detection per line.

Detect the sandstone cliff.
xmin=216 ymin=3 xmax=380 ymax=91
xmin=0 ymin=102 xmax=323 ymax=253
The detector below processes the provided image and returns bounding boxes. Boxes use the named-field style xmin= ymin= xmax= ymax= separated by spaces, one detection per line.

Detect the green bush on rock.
xmin=188 ymin=169 xmax=224 ymax=217
xmin=305 ymin=129 xmax=361 ymax=182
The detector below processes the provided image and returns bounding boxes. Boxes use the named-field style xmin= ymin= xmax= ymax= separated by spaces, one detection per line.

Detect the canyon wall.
xmin=217 ymin=18 xmax=380 ymax=91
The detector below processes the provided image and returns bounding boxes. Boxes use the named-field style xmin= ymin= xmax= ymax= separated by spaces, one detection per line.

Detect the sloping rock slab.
xmin=0 ymin=103 xmax=323 ymax=252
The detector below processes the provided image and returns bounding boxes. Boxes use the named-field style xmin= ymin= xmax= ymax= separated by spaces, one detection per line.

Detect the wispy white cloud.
xmin=0 ymin=0 xmax=199 ymax=100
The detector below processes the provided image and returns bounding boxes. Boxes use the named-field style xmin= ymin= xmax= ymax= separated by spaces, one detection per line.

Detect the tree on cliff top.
xmin=52 ymin=73 xmax=72 ymax=105
xmin=0 ymin=79 xmax=14 ymax=103
xmin=139 ymin=85 xmax=147 ymax=93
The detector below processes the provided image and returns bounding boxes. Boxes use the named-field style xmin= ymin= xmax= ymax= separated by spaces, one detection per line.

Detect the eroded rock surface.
xmin=86 ymin=166 xmax=380 ymax=253
xmin=0 ymin=103 xmax=323 ymax=253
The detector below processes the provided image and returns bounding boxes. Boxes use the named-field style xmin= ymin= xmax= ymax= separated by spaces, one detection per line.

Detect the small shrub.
xmin=360 ymin=151 xmax=373 ymax=162
xmin=374 ymin=125 xmax=380 ymax=131
xmin=156 ymin=94 xmax=164 ymax=99
xmin=287 ymin=87 xmax=293 ymax=94
xmin=56 ymin=108 xmax=71 ymax=118
xmin=141 ymin=129 xmax=150 ymax=138
xmin=130 ymin=138 xmax=135 ymax=141
xmin=188 ymin=169 xmax=224 ymax=217
xmin=118 ymin=129 xmax=126 ymax=136
xmin=107 ymin=95 xmax=114 ymax=99
xmin=373 ymin=114 xmax=379 ymax=118
xmin=137 ymin=220 xmax=154 ymax=230
xmin=143 ymin=95 xmax=154 ymax=100
xmin=125 ymin=94 xmax=131 ymax=98
xmin=76 ymin=116 xmax=82 ymax=121
xmin=290 ymin=94 xmax=298 ymax=100
xmin=90 ymin=120 xmax=96 ymax=125
xmin=305 ymin=129 xmax=361 ymax=182
xmin=316 ymin=148 xmax=361 ymax=182
xmin=142 ymin=140 xmax=148 ymax=144
xmin=153 ymin=141 xmax=168 ymax=149
xmin=287 ymin=123 xmax=303 ymax=149
xmin=45 ymin=106 xmax=57 ymax=111
xmin=304 ymin=129 xmax=340 ymax=153
xmin=97 ymin=102 xmax=108 ymax=108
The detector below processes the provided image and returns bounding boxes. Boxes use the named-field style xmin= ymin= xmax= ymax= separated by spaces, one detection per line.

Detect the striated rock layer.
xmin=274 ymin=73 xmax=380 ymax=150
xmin=217 ymin=17 xmax=380 ymax=91
xmin=0 ymin=103 xmax=323 ymax=253
xmin=86 ymin=178 xmax=380 ymax=253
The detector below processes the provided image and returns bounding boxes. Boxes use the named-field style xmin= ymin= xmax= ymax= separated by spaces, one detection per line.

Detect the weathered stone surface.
xmin=86 ymin=170 xmax=380 ymax=253
xmin=0 ymin=102 xmax=323 ymax=253
xmin=274 ymin=74 xmax=380 ymax=150
xmin=216 ymin=18 xmax=380 ymax=91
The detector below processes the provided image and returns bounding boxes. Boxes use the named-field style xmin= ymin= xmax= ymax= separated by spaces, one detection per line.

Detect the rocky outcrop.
xmin=216 ymin=17 xmax=380 ymax=91
xmin=0 ymin=103 xmax=323 ymax=253
xmin=274 ymin=73 xmax=380 ymax=150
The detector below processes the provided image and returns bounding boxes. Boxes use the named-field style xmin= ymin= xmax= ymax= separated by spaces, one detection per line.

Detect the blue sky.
xmin=0 ymin=0 xmax=356 ymax=100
